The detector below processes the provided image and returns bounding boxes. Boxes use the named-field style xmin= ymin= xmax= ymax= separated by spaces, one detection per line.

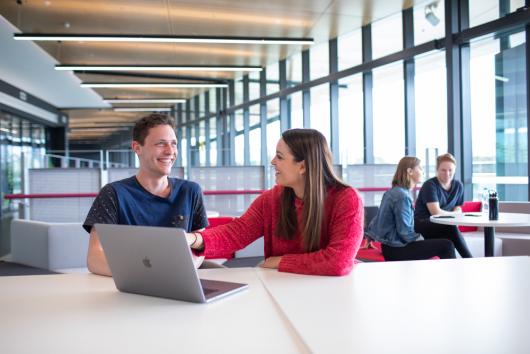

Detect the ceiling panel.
xmin=0 ymin=0 xmax=419 ymax=144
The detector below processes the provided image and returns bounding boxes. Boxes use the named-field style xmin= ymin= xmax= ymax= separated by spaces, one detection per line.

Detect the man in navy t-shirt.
xmin=414 ymin=153 xmax=472 ymax=258
xmin=83 ymin=113 xmax=208 ymax=276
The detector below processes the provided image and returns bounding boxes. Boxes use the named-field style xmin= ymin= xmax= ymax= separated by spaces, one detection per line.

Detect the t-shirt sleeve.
xmin=191 ymin=184 xmax=208 ymax=231
xmin=456 ymin=181 xmax=464 ymax=206
xmin=421 ymin=180 xmax=439 ymax=204
xmin=83 ymin=184 xmax=119 ymax=233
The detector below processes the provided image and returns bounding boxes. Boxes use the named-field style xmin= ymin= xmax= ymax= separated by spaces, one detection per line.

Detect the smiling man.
xmin=83 ymin=113 xmax=208 ymax=276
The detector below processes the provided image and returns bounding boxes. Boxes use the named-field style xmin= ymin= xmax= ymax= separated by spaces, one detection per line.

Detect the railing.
xmin=4 ymin=187 xmax=393 ymax=200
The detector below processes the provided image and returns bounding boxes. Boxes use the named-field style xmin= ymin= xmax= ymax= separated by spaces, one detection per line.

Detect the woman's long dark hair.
xmin=276 ymin=129 xmax=348 ymax=252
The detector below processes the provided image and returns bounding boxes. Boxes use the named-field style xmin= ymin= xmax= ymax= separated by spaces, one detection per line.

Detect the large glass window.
xmin=249 ymin=71 xmax=260 ymax=101
xmin=198 ymin=120 xmax=206 ymax=166
xmin=286 ymin=52 xmax=302 ymax=88
xmin=338 ymin=75 xmax=364 ymax=164
xmin=249 ymin=127 xmax=261 ymax=165
xmin=288 ymin=91 xmax=304 ymax=128
xmin=235 ymin=78 xmax=244 ymax=106
xmin=338 ymin=28 xmax=362 ymax=71
xmin=469 ymin=0 xmax=524 ymax=28
xmin=267 ymin=120 xmax=281 ymax=164
xmin=310 ymin=41 xmax=329 ymax=80
xmin=234 ymin=110 xmax=244 ymax=166
xmin=310 ymin=84 xmax=330 ymax=142
xmin=266 ymin=62 xmax=280 ymax=95
xmin=208 ymin=117 xmax=216 ymax=166
xmin=469 ymin=32 xmax=527 ymax=200
xmin=209 ymin=88 xmax=217 ymax=113
xmin=372 ymin=12 xmax=403 ymax=59
xmin=372 ymin=61 xmax=405 ymax=163
xmin=249 ymin=104 xmax=260 ymax=126
xmin=415 ymin=51 xmax=447 ymax=176
xmin=414 ymin=0 xmax=445 ymax=45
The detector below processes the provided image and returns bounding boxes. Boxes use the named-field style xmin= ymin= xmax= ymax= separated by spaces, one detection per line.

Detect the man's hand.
xmin=260 ymin=256 xmax=282 ymax=269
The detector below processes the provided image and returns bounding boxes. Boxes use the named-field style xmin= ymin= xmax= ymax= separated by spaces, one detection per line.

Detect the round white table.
xmin=430 ymin=212 xmax=530 ymax=257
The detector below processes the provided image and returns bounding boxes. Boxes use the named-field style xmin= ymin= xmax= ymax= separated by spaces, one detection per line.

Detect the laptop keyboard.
xmin=203 ymin=288 xmax=217 ymax=296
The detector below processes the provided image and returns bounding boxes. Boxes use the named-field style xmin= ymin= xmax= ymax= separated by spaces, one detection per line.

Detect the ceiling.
xmin=0 ymin=0 xmax=424 ymax=145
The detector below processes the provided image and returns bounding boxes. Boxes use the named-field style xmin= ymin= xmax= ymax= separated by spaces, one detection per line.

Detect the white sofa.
xmin=10 ymin=219 xmax=89 ymax=271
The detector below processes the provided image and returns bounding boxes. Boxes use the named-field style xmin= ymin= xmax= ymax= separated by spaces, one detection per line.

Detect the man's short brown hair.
xmin=132 ymin=113 xmax=176 ymax=145
xmin=436 ymin=153 xmax=457 ymax=169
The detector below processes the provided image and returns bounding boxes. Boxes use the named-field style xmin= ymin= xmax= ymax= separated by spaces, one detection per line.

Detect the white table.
xmin=0 ymin=268 xmax=307 ymax=354
xmin=258 ymin=257 xmax=530 ymax=354
xmin=1 ymin=258 xmax=530 ymax=354
xmin=430 ymin=212 xmax=530 ymax=257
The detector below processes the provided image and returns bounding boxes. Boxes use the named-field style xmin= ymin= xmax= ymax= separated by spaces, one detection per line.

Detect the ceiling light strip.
xmin=57 ymin=65 xmax=262 ymax=72
xmin=104 ymin=99 xmax=186 ymax=103
xmin=113 ymin=107 xmax=172 ymax=112
xmin=14 ymin=34 xmax=314 ymax=45
xmin=81 ymin=83 xmax=227 ymax=88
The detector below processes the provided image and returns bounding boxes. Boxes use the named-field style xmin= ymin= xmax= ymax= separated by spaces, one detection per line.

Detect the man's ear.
xmin=131 ymin=140 xmax=141 ymax=155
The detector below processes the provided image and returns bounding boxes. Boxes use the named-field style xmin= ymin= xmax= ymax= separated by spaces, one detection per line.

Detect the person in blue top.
xmin=366 ymin=156 xmax=455 ymax=261
xmin=414 ymin=153 xmax=473 ymax=258
xmin=83 ymin=113 xmax=208 ymax=276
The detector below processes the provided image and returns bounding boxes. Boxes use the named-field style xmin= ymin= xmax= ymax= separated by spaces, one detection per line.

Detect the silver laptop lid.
xmin=95 ymin=224 xmax=247 ymax=303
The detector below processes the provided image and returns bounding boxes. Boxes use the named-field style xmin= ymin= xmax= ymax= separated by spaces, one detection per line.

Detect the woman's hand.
xmin=185 ymin=232 xmax=204 ymax=250
xmin=260 ymin=256 xmax=282 ymax=269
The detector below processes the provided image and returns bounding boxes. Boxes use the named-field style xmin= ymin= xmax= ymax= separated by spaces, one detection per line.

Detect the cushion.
xmin=459 ymin=201 xmax=482 ymax=232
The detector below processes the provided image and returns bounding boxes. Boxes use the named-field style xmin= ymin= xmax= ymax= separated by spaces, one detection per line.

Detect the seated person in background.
xmin=185 ymin=129 xmax=364 ymax=276
xmin=414 ymin=153 xmax=473 ymax=258
xmin=83 ymin=113 xmax=208 ymax=276
xmin=366 ymin=157 xmax=455 ymax=261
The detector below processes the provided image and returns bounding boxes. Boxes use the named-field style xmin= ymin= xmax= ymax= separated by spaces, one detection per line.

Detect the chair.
xmin=459 ymin=201 xmax=482 ymax=232
xmin=357 ymin=206 xmax=385 ymax=262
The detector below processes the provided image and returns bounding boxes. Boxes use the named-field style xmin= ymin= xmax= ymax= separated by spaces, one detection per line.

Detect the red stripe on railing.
xmin=4 ymin=187 xmax=394 ymax=200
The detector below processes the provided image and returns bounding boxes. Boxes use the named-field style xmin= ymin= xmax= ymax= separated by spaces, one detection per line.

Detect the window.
xmin=372 ymin=61 xmax=405 ymax=163
xmin=338 ymin=28 xmax=362 ymax=71
xmin=372 ymin=12 xmax=403 ymax=59
xmin=266 ymin=62 xmax=280 ymax=95
xmin=209 ymin=88 xmax=217 ymax=113
xmin=469 ymin=33 xmax=527 ymax=200
xmin=197 ymin=121 xmax=205 ymax=166
xmin=414 ymin=51 xmax=447 ymax=176
xmin=249 ymin=71 xmax=260 ymax=101
xmin=249 ymin=127 xmax=261 ymax=165
xmin=286 ymin=53 xmax=302 ymax=88
xmin=235 ymin=78 xmax=244 ymax=106
xmin=288 ymin=92 xmax=304 ymax=128
xmin=414 ymin=0 xmax=445 ymax=45
xmin=310 ymin=41 xmax=329 ymax=80
xmin=234 ymin=110 xmax=244 ymax=166
xmin=208 ymin=117 xmax=216 ymax=166
xmin=310 ymin=84 xmax=330 ymax=142
xmin=267 ymin=120 xmax=281 ymax=164
xmin=469 ymin=0 xmax=524 ymax=27
xmin=338 ymin=75 xmax=364 ymax=164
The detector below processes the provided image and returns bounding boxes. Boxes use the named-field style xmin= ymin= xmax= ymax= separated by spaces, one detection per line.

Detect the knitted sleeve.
xmin=200 ymin=191 xmax=268 ymax=258
xmin=279 ymin=188 xmax=364 ymax=276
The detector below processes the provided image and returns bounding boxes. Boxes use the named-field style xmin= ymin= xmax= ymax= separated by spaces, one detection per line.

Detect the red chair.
xmin=205 ymin=217 xmax=235 ymax=259
xmin=356 ymin=240 xmax=385 ymax=262
xmin=459 ymin=201 xmax=482 ymax=232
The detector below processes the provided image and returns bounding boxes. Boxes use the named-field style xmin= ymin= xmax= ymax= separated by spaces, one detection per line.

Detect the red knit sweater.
xmin=201 ymin=185 xmax=364 ymax=276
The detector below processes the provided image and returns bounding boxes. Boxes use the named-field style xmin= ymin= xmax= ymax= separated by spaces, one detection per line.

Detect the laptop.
xmin=95 ymin=224 xmax=248 ymax=303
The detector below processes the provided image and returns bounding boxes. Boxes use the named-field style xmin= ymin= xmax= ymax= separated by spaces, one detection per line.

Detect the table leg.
xmin=484 ymin=227 xmax=495 ymax=257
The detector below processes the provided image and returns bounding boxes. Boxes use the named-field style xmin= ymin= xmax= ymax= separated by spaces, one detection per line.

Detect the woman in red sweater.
xmin=187 ymin=129 xmax=364 ymax=276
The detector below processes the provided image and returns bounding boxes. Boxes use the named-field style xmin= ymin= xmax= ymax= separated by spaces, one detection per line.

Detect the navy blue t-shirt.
xmin=414 ymin=177 xmax=464 ymax=219
xmin=83 ymin=176 xmax=208 ymax=233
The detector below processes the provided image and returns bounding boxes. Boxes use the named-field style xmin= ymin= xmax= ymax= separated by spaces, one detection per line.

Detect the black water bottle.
xmin=488 ymin=191 xmax=499 ymax=220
